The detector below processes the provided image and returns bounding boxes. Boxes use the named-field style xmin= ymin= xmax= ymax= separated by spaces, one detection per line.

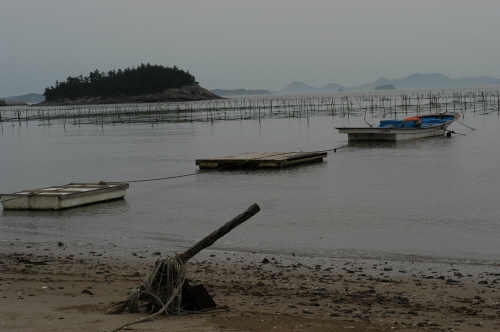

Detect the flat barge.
xmin=196 ymin=152 xmax=327 ymax=169
xmin=1 ymin=182 xmax=129 ymax=210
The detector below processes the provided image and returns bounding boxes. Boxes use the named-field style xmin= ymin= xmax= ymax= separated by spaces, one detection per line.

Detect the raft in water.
xmin=196 ymin=152 xmax=327 ymax=169
xmin=1 ymin=182 xmax=129 ymax=210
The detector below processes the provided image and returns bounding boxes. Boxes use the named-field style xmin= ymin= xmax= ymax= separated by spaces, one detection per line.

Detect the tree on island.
xmin=43 ymin=64 xmax=197 ymax=101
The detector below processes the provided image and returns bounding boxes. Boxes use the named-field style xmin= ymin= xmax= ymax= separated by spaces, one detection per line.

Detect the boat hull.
xmin=336 ymin=113 xmax=459 ymax=141
xmin=337 ymin=123 xmax=454 ymax=141
xmin=1 ymin=182 xmax=129 ymax=210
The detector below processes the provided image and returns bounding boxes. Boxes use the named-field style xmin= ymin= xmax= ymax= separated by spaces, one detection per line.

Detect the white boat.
xmin=336 ymin=113 xmax=460 ymax=141
xmin=1 ymin=182 xmax=129 ymax=210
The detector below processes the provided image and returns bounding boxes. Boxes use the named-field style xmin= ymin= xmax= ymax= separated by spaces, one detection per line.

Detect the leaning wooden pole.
xmin=108 ymin=203 xmax=260 ymax=316
xmin=179 ymin=203 xmax=260 ymax=262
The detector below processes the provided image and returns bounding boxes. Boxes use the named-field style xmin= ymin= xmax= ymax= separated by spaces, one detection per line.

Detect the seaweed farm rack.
xmin=1 ymin=90 xmax=499 ymax=126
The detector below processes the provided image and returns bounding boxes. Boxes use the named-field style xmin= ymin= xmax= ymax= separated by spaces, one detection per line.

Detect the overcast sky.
xmin=1 ymin=0 xmax=500 ymax=96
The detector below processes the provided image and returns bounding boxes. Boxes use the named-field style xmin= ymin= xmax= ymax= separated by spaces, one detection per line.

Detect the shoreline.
xmin=1 ymin=243 xmax=499 ymax=331
xmin=2 ymin=236 xmax=499 ymax=268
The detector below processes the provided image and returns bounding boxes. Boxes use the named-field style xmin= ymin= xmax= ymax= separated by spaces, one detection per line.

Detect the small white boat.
xmin=336 ymin=113 xmax=460 ymax=141
xmin=1 ymin=182 xmax=129 ymax=210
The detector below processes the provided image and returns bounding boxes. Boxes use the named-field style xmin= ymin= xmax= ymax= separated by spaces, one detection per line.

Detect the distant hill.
xmin=352 ymin=73 xmax=500 ymax=91
xmin=277 ymin=74 xmax=500 ymax=94
xmin=319 ymin=82 xmax=348 ymax=93
xmin=279 ymin=81 xmax=346 ymax=94
xmin=279 ymin=82 xmax=319 ymax=94
xmin=8 ymin=73 xmax=500 ymax=102
xmin=374 ymin=84 xmax=395 ymax=90
xmin=1 ymin=93 xmax=45 ymax=104
xmin=210 ymin=89 xmax=271 ymax=96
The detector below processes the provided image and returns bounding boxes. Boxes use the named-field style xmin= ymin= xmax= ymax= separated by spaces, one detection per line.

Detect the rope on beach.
xmin=108 ymin=204 xmax=259 ymax=331
xmin=109 ymin=255 xmax=186 ymax=331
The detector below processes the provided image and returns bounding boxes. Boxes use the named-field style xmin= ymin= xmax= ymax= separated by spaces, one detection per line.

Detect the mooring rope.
xmin=119 ymin=150 xmax=339 ymax=184
xmin=109 ymin=254 xmax=230 ymax=331
xmin=444 ymin=129 xmax=466 ymax=136
xmin=456 ymin=120 xmax=476 ymax=131
xmin=0 ymin=120 xmax=472 ymax=202
xmin=0 ymin=150 xmax=338 ymax=202
xmin=0 ymin=196 xmax=25 ymax=203
xmin=0 ymin=131 xmax=463 ymax=202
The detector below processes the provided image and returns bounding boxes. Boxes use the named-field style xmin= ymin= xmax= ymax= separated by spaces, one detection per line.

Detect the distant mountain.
xmin=374 ymin=84 xmax=396 ymax=90
xmin=279 ymin=82 xmax=319 ymax=94
xmin=210 ymin=89 xmax=271 ymax=96
xmin=1 ymin=93 xmax=45 ymax=104
xmin=397 ymin=73 xmax=453 ymax=89
xmin=277 ymin=74 xmax=500 ymax=94
xmin=453 ymin=75 xmax=500 ymax=87
xmin=352 ymin=73 xmax=500 ymax=91
xmin=369 ymin=77 xmax=392 ymax=88
xmin=7 ymin=73 xmax=500 ymax=103
xmin=318 ymin=82 xmax=347 ymax=92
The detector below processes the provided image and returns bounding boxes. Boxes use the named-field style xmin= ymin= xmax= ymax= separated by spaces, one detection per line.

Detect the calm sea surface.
xmin=1 ymin=91 xmax=499 ymax=263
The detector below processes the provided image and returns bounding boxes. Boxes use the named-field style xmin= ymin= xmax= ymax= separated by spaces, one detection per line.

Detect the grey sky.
xmin=1 ymin=0 xmax=500 ymax=96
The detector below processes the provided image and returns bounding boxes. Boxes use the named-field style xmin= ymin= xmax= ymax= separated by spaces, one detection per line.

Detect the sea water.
xmin=1 ymin=91 xmax=499 ymax=263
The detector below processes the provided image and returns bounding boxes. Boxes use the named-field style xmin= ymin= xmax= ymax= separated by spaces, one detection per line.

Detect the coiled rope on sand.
xmin=108 ymin=203 xmax=260 ymax=332
xmin=109 ymin=255 xmax=186 ymax=331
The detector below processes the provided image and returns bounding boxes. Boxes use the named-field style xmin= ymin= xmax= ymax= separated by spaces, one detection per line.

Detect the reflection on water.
xmin=1 ymin=103 xmax=499 ymax=263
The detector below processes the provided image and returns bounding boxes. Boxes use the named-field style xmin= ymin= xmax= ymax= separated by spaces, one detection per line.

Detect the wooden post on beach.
xmin=179 ymin=203 xmax=260 ymax=262
xmin=108 ymin=203 xmax=261 ymax=317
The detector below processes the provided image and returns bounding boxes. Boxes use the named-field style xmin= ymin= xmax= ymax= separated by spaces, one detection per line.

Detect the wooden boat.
xmin=1 ymin=182 xmax=129 ymax=210
xmin=336 ymin=113 xmax=460 ymax=141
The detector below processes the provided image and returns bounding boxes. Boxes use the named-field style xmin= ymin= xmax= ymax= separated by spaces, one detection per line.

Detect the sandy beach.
xmin=1 ymin=241 xmax=499 ymax=332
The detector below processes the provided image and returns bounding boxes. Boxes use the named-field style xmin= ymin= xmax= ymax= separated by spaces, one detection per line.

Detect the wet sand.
xmin=1 ymin=243 xmax=499 ymax=331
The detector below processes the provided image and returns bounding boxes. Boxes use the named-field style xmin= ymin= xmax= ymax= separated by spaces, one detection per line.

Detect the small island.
xmin=39 ymin=64 xmax=222 ymax=105
xmin=374 ymin=84 xmax=396 ymax=90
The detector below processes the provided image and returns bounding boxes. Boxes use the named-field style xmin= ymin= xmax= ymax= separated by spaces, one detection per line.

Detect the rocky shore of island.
xmin=36 ymin=84 xmax=223 ymax=106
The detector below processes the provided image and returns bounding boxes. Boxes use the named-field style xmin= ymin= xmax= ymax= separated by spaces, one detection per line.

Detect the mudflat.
xmin=1 ymin=243 xmax=499 ymax=332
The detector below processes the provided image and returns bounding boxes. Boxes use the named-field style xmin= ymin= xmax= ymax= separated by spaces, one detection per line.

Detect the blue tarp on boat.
xmin=379 ymin=115 xmax=454 ymax=129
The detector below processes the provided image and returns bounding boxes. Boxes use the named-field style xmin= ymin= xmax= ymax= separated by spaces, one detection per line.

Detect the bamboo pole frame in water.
xmin=2 ymin=90 xmax=499 ymax=126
